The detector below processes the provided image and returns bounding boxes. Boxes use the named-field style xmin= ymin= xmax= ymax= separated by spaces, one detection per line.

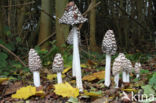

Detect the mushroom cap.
xmin=28 ymin=49 xmax=42 ymax=72
xmin=102 ymin=30 xmax=117 ymax=55
xmin=112 ymin=53 xmax=126 ymax=75
xmin=134 ymin=62 xmax=141 ymax=74
xmin=52 ymin=53 xmax=64 ymax=73
xmin=67 ymin=26 xmax=81 ymax=45
xmin=59 ymin=1 xmax=87 ymax=25
xmin=122 ymin=58 xmax=133 ymax=73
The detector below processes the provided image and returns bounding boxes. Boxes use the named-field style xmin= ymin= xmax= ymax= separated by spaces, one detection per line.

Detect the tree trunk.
xmin=55 ymin=0 xmax=69 ymax=49
xmin=152 ymin=0 xmax=156 ymax=27
xmin=38 ymin=0 xmax=51 ymax=49
xmin=17 ymin=1 xmax=26 ymax=37
xmin=0 ymin=1 xmax=4 ymax=39
xmin=89 ymin=0 xmax=97 ymax=51
xmin=153 ymin=0 xmax=156 ymax=9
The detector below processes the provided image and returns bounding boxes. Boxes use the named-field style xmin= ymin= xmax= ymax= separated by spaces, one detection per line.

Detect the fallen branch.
xmin=78 ymin=1 xmax=101 ymax=29
xmin=37 ymin=32 xmax=56 ymax=46
xmin=0 ymin=44 xmax=27 ymax=67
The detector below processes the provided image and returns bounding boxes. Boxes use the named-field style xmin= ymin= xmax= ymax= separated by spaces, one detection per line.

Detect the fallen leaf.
xmin=121 ymin=88 xmax=137 ymax=93
xmin=35 ymin=90 xmax=45 ymax=97
xmin=81 ymin=64 xmax=88 ymax=68
xmin=0 ymin=78 xmax=9 ymax=84
xmin=67 ymin=97 xmax=79 ymax=103
xmin=47 ymin=74 xmax=65 ymax=80
xmin=5 ymin=82 xmax=23 ymax=96
xmin=83 ymin=75 xmax=96 ymax=81
xmin=54 ymin=82 xmax=79 ymax=98
xmin=11 ymin=86 xmax=45 ymax=100
xmin=93 ymin=71 xmax=105 ymax=80
xmin=62 ymin=67 xmax=71 ymax=74
xmin=70 ymin=80 xmax=76 ymax=84
xmin=91 ymin=97 xmax=109 ymax=103
xmin=88 ymin=60 xmax=97 ymax=66
xmin=83 ymin=71 xmax=105 ymax=81
xmin=47 ymin=74 xmax=57 ymax=80
xmin=62 ymin=64 xmax=87 ymax=74
xmin=84 ymin=90 xmax=102 ymax=97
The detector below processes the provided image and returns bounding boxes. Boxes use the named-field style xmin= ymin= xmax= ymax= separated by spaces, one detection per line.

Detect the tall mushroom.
xmin=52 ymin=53 xmax=64 ymax=84
xmin=67 ymin=27 xmax=81 ymax=77
xmin=102 ymin=30 xmax=117 ymax=87
xmin=134 ymin=62 xmax=141 ymax=78
xmin=59 ymin=1 xmax=87 ymax=92
xmin=59 ymin=1 xmax=87 ymax=25
xmin=122 ymin=58 xmax=133 ymax=83
xmin=112 ymin=53 xmax=125 ymax=88
xmin=28 ymin=49 xmax=42 ymax=87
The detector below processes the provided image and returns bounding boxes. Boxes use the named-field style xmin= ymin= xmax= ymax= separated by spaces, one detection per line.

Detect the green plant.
xmin=34 ymin=41 xmax=73 ymax=67
xmin=149 ymin=72 xmax=156 ymax=90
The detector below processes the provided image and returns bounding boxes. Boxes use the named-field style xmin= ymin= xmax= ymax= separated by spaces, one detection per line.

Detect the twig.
xmin=39 ymin=9 xmax=58 ymax=20
xmin=83 ymin=1 xmax=101 ymax=16
xmin=115 ymin=4 xmax=150 ymax=33
xmin=80 ymin=48 xmax=96 ymax=59
xmin=0 ymin=44 xmax=27 ymax=67
xmin=38 ymin=1 xmax=100 ymax=47
xmin=39 ymin=1 xmax=101 ymax=25
xmin=2 ymin=1 xmax=35 ymax=8
xmin=78 ymin=1 xmax=101 ymax=29
xmin=37 ymin=32 xmax=56 ymax=46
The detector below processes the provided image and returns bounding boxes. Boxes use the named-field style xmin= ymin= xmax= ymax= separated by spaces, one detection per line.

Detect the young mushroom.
xmin=52 ymin=53 xmax=64 ymax=84
xmin=59 ymin=1 xmax=87 ymax=92
xmin=28 ymin=49 xmax=42 ymax=87
xmin=134 ymin=62 xmax=141 ymax=78
xmin=112 ymin=53 xmax=125 ymax=88
xmin=122 ymin=58 xmax=133 ymax=83
xmin=102 ymin=30 xmax=117 ymax=87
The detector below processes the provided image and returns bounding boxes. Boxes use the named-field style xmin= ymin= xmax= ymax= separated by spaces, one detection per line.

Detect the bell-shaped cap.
xmin=59 ymin=1 xmax=87 ymax=25
xmin=134 ymin=62 xmax=141 ymax=74
xmin=102 ymin=30 xmax=117 ymax=55
xmin=112 ymin=53 xmax=126 ymax=75
xmin=28 ymin=49 xmax=42 ymax=72
xmin=67 ymin=26 xmax=81 ymax=45
xmin=52 ymin=53 xmax=64 ymax=73
xmin=122 ymin=58 xmax=133 ymax=73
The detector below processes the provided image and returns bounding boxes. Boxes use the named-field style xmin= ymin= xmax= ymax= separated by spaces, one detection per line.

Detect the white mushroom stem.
xmin=33 ymin=71 xmax=41 ymax=87
xmin=126 ymin=73 xmax=130 ymax=83
xmin=57 ymin=72 xmax=62 ymax=84
xmin=122 ymin=71 xmax=127 ymax=83
xmin=72 ymin=53 xmax=76 ymax=77
xmin=114 ymin=73 xmax=119 ymax=88
xmin=122 ymin=71 xmax=130 ymax=83
xmin=104 ymin=54 xmax=111 ymax=87
xmin=73 ymin=27 xmax=83 ymax=92
xmin=136 ymin=74 xmax=140 ymax=78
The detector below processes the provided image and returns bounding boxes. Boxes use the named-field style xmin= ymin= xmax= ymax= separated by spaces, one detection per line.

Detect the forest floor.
xmin=0 ymin=52 xmax=156 ymax=103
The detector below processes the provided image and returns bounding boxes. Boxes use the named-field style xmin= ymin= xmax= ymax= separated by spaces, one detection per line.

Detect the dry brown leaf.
xmin=83 ymin=75 xmax=97 ymax=81
xmin=4 ymin=81 xmax=23 ymax=96
xmin=93 ymin=71 xmax=105 ymax=79
xmin=83 ymin=71 xmax=105 ymax=81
